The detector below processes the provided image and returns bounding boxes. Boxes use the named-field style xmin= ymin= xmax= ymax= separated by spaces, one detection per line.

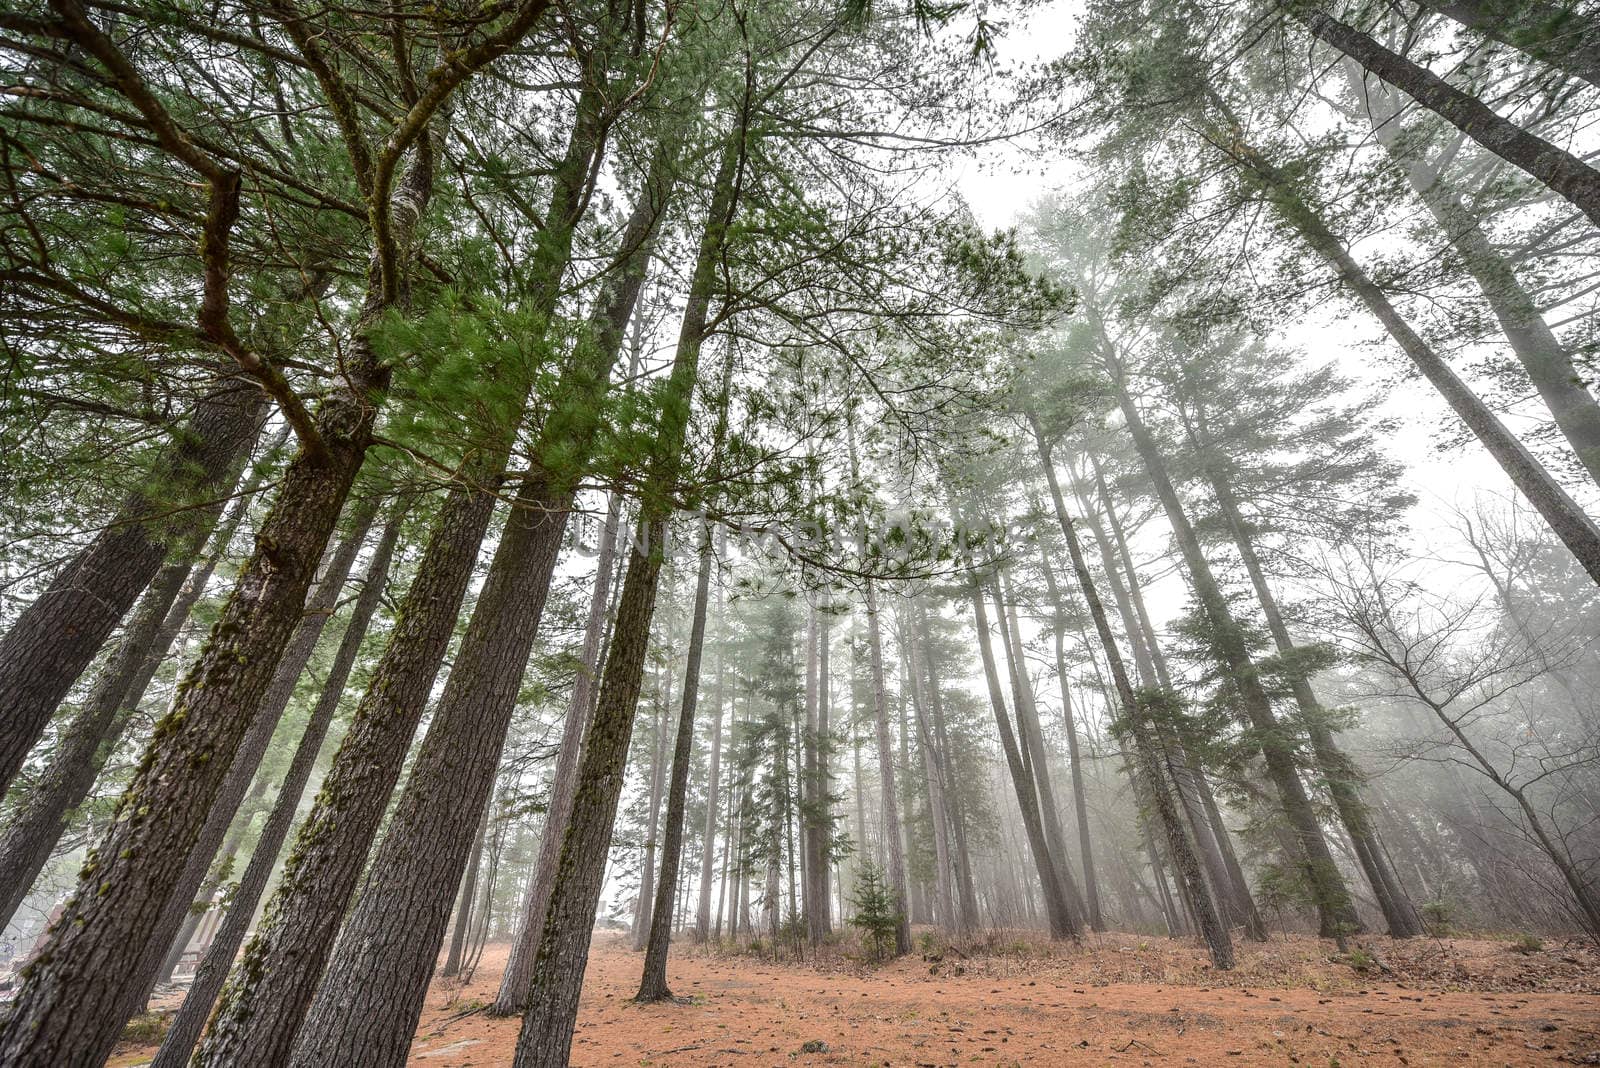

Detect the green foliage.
xmin=848 ymin=863 xmax=903 ymax=964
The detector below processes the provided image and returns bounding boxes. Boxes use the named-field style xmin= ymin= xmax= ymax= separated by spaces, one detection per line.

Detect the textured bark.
xmin=199 ymin=73 xmax=624 ymax=1066
xmin=968 ymin=578 xmax=1077 ymax=940
xmin=1350 ymin=63 xmax=1600 ymax=488
xmin=0 ymin=544 xmax=201 ymax=927
xmin=1111 ymin=381 xmax=1360 ymax=938
xmin=189 ymin=480 xmax=492 ymax=1068
xmin=1414 ymin=0 xmax=1600 ymax=89
xmin=637 ymin=532 xmax=715 ymax=1001
xmin=491 ymin=491 xmax=622 ymax=1013
xmin=137 ymin=494 xmax=378 ymax=1003
xmin=150 ymin=512 xmax=403 ymax=1068
xmin=0 ymin=96 xmax=445 ymax=1064
xmin=487 ymin=130 xmax=682 ymax=1012
xmin=1224 ymin=127 xmax=1600 ymax=587
xmin=0 ymin=374 xmax=267 ymax=798
xmin=1296 ymin=7 xmax=1600 ymax=226
xmin=1031 ymin=422 xmax=1234 ymax=966
xmin=0 ymin=422 xmax=283 ymax=927
xmin=513 ymin=130 xmax=738 ymax=1068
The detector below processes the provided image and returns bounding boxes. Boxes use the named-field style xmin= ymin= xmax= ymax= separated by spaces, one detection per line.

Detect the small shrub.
xmin=1509 ymin=933 xmax=1544 ymax=954
xmin=849 ymin=864 xmax=903 ymax=964
xmin=1343 ymin=947 xmax=1377 ymax=974
xmin=1420 ymin=900 xmax=1455 ymax=936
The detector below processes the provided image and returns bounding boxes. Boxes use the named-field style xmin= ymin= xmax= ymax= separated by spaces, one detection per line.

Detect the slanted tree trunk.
xmin=443 ymin=803 xmax=492 ymax=978
xmin=511 ymin=128 xmax=741 ymax=1068
xmin=286 ymin=114 xmax=672 ymax=1068
xmin=1219 ymin=123 xmax=1600 ymax=586
xmin=492 ymin=489 xmax=623 ymax=1013
xmin=1202 ymin=458 xmax=1423 ymax=938
xmin=1105 ymin=374 xmax=1360 ymax=939
xmin=1349 ymin=62 xmax=1600 ymax=488
xmin=1414 ymin=0 xmax=1600 ymax=88
xmin=1030 ymin=536 xmax=1107 ymax=931
xmin=967 ymin=575 xmax=1078 ymax=940
xmin=0 ymin=372 xmax=268 ymax=800
xmin=0 ymin=80 xmax=450 ymax=1059
xmin=994 ymin=573 xmax=1087 ymax=933
xmin=1029 ymin=422 xmax=1233 ymax=968
xmin=149 ymin=511 xmax=404 ymax=1068
xmin=1293 ymin=7 xmax=1600 ymax=226
xmin=0 ymin=533 xmax=209 ymax=927
xmin=637 ymin=530 xmax=717 ymax=1001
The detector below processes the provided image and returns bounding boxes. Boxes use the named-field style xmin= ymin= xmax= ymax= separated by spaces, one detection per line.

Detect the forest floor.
xmin=112 ymin=930 xmax=1600 ymax=1067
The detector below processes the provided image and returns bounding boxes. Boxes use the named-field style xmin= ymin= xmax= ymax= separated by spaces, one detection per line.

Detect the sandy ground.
xmin=113 ymin=931 xmax=1600 ymax=1066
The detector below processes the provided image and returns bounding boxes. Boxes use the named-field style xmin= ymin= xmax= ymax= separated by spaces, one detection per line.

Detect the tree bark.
xmin=0 ymin=374 xmax=268 ymax=799
xmin=1295 ymin=6 xmax=1600 ymax=226
xmin=637 ymin=531 xmax=716 ymax=1000
xmin=1413 ymin=0 xmax=1600 ymax=90
xmin=512 ymin=128 xmax=740 ymax=1068
xmin=1349 ymin=62 xmax=1600 ymax=488
xmin=199 ymin=75 xmax=630 ymax=1066
xmin=903 ymin=609 xmax=956 ymax=932
xmin=492 ymin=490 xmax=622 ymax=1013
xmin=150 ymin=511 xmax=404 ymax=1068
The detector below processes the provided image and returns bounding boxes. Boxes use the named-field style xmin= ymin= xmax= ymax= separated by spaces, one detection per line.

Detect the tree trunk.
xmin=198 ymin=78 xmax=629 ymax=1066
xmin=967 ymin=577 xmax=1078 ymax=940
xmin=1107 ymin=378 xmax=1360 ymax=939
xmin=0 ymin=373 xmax=268 ymax=799
xmin=1414 ymin=0 xmax=1600 ymax=90
xmin=864 ymin=578 xmax=913 ymax=954
xmin=492 ymin=490 xmax=622 ymax=1013
xmin=694 ymin=559 xmax=727 ymax=943
xmin=0 ymin=105 xmax=444 ymax=1065
xmin=1029 ymin=423 xmax=1234 ymax=968
xmin=149 ymin=511 xmax=404 ymax=1068
xmin=1223 ymin=125 xmax=1600 ymax=586
xmin=637 ymin=531 xmax=716 ymax=1000
xmin=442 ymin=802 xmax=491 ymax=979
xmin=1295 ymin=7 xmax=1600 ymax=226
xmin=903 ymin=608 xmax=956 ymax=931
xmin=917 ymin=605 xmax=980 ymax=932
xmin=633 ymin=685 xmax=672 ymax=950
xmin=1349 ymin=62 xmax=1600 ymax=488
xmin=0 ymin=543 xmax=203 ymax=926
xmin=511 ymin=127 xmax=739 ymax=1068
xmin=1204 ymin=460 xmax=1424 ymax=938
